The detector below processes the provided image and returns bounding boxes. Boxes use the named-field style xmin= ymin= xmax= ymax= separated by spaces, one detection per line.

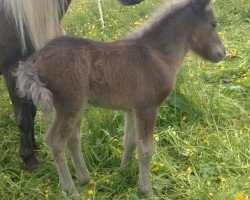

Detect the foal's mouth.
xmin=211 ymin=46 xmax=226 ymax=63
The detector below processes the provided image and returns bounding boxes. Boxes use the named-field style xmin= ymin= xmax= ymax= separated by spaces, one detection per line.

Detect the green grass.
xmin=0 ymin=0 xmax=249 ymax=199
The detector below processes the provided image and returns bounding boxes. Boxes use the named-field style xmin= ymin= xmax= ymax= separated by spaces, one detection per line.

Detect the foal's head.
xmin=190 ymin=0 xmax=226 ymax=63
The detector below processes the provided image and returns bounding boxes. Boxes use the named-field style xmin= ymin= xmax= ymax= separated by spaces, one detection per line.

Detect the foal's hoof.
xmin=70 ymin=192 xmax=81 ymax=199
xmin=24 ymin=157 xmax=39 ymax=171
xmin=138 ymin=187 xmax=154 ymax=198
xmin=79 ymin=177 xmax=91 ymax=186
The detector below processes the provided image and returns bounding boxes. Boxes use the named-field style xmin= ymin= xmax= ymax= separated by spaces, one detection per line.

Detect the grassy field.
xmin=0 ymin=0 xmax=249 ymax=199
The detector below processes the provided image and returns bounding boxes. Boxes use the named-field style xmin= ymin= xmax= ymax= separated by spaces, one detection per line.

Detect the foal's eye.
xmin=211 ymin=22 xmax=217 ymax=29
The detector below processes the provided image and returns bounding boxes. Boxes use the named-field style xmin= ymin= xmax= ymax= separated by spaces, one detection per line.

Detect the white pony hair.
xmin=126 ymin=0 xmax=194 ymax=39
xmin=0 ymin=0 xmax=67 ymax=54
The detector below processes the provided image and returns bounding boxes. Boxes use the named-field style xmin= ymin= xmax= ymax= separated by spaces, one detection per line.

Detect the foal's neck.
xmin=137 ymin=7 xmax=195 ymax=69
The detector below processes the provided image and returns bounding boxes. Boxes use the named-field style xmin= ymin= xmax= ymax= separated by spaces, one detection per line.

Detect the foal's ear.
xmin=192 ymin=0 xmax=211 ymax=15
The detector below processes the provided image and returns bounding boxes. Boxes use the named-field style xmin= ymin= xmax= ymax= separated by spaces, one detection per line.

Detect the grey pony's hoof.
xmin=24 ymin=157 xmax=39 ymax=171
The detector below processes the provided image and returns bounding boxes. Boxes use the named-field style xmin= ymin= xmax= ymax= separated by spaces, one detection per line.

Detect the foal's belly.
xmin=88 ymin=91 xmax=133 ymax=112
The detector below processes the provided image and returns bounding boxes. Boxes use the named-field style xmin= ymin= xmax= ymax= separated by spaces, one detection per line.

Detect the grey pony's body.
xmin=16 ymin=0 xmax=226 ymax=197
xmin=0 ymin=0 xmax=71 ymax=170
xmin=0 ymin=0 xmax=143 ymax=170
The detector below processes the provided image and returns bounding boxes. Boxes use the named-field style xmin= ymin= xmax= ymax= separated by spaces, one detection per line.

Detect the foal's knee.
xmin=45 ymin=133 xmax=64 ymax=155
xmin=137 ymin=138 xmax=153 ymax=157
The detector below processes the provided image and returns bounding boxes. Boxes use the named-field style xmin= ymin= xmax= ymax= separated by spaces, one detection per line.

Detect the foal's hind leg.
xmin=134 ymin=107 xmax=157 ymax=196
xmin=121 ymin=112 xmax=137 ymax=166
xmin=2 ymin=64 xmax=38 ymax=170
xmin=68 ymin=118 xmax=91 ymax=185
xmin=45 ymin=114 xmax=80 ymax=196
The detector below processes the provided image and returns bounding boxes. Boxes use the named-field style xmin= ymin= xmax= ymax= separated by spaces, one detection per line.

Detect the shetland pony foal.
xmin=16 ymin=0 xmax=226 ymax=197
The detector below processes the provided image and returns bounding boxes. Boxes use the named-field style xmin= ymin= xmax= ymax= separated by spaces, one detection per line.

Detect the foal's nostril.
xmin=212 ymin=44 xmax=226 ymax=63
xmin=213 ymin=51 xmax=225 ymax=63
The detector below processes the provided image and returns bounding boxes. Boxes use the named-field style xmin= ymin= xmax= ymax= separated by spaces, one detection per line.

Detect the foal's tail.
xmin=15 ymin=61 xmax=53 ymax=113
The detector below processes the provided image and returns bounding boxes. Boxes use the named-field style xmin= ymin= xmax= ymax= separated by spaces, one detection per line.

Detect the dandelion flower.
xmin=182 ymin=115 xmax=188 ymax=121
xmin=220 ymin=177 xmax=227 ymax=183
xmin=236 ymin=192 xmax=244 ymax=200
xmin=159 ymin=162 xmax=164 ymax=167
xmin=177 ymin=172 xmax=183 ymax=177
xmin=88 ymin=189 xmax=94 ymax=196
xmin=186 ymin=167 xmax=192 ymax=174
xmin=154 ymin=135 xmax=160 ymax=142
xmin=44 ymin=190 xmax=49 ymax=199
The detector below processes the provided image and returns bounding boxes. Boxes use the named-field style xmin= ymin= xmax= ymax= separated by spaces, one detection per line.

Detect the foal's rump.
xmin=15 ymin=36 xmax=93 ymax=112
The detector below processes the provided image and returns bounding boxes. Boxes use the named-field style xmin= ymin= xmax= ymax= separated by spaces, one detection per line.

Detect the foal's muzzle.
xmin=211 ymin=44 xmax=226 ymax=63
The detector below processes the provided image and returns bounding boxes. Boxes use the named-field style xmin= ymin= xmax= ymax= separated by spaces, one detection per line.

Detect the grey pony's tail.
xmin=15 ymin=61 xmax=53 ymax=113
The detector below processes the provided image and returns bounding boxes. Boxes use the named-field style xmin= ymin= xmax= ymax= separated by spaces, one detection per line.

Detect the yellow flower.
xmin=236 ymin=192 xmax=245 ymax=200
xmin=44 ymin=190 xmax=49 ymax=199
xmin=220 ymin=64 xmax=225 ymax=71
xmin=177 ymin=172 xmax=183 ymax=177
xmin=134 ymin=21 xmax=141 ymax=25
xmin=151 ymin=161 xmax=164 ymax=172
xmin=245 ymin=164 xmax=250 ymax=169
xmin=186 ymin=167 xmax=192 ymax=174
xmin=116 ymin=148 xmax=122 ymax=155
xmin=186 ymin=148 xmax=195 ymax=157
xmin=182 ymin=115 xmax=188 ymax=121
xmin=203 ymin=138 xmax=210 ymax=145
xmin=220 ymin=177 xmax=227 ymax=183
xmin=88 ymin=189 xmax=94 ymax=196
xmin=209 ymin=193 xmax=214 ymax=197
xmin=154 ymin=135 xmax=160 ymax=142
xmin=152 ymin=166 xmax=160 ymax=172
xmin=88 ymin=179 xmax=95 ymax=185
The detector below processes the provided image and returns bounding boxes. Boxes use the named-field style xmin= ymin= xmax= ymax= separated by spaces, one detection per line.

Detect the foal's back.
xmin=33 ymin=36 xmax=173 ymax=112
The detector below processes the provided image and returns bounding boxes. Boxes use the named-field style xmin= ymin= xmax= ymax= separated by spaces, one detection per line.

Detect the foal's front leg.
xmin=134 ymin=107 xmax=157 ymax=196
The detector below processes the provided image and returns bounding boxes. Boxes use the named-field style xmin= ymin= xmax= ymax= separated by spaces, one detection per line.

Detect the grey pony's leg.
xmin=134 ymin=107 xmax=157 ymax=197
xmin=2 ymin=63 xmax=38 ymax=171
xmin=68 ymin=118 xmax=91 ymax=185
xmin=121 ymin=112 xmax=137 ymax=166
xmin=45 ymin=115 xmax=79 ymax=197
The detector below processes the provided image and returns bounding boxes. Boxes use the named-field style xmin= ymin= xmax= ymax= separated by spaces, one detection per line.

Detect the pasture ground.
xmin=0 ymin=0 xmax=249 ymax=199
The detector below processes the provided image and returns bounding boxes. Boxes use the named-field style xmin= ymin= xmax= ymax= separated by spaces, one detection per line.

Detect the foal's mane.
xmin=0 ymin=0 xmax=68 ymax=54
xmin=126 ymin=0 xmax=203 ymax=39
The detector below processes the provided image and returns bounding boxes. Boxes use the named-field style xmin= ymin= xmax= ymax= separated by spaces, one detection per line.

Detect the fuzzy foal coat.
xmin=16 ymin=0 xmax=226 ymax=197
xmin=32 ymin=37 xmax=174 ymax=112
